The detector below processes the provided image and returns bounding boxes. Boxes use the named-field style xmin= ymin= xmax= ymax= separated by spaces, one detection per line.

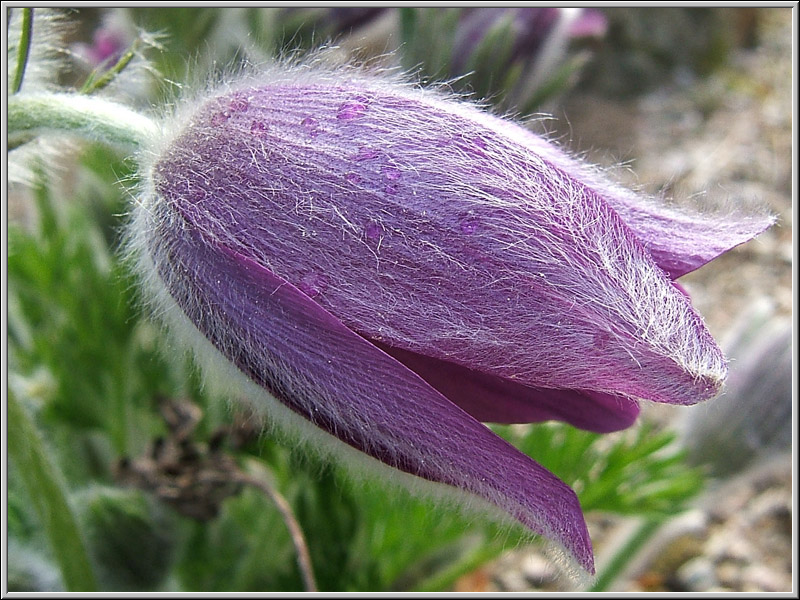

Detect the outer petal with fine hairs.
xmin=138 ymin=202 xmax=594 ymax=572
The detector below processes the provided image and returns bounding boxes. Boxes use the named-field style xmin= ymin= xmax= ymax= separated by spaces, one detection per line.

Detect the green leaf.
xmin=461 ymin=11 xmax=518 ymax=100
xmin=7 ymin=390 xmax=98 ymax=592
xmin=496 ymin=420 xmax=705 ymax=519
xmin=517 ymin=52 xmax=592 ymax=114
xmin=80 ymin=38 xmax=142 ymax=95
xmin=399 ymin=8 xmax=462 ymax=81
xmin=76 ymin=487 xmax=178 ymax=590
xmin=8 ymin=163 xmax=172 ymax=462
xmin=11 ymin=7 xmax=33 ymax=94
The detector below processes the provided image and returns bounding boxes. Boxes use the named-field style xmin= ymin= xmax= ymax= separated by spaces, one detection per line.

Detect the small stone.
xmin=494 ymin=570 xmax=529 ymax=592
xmin=705 ymin=529 xmax=754 ymax=562
xmin=741 ymin=564 xmax=791 ymax=592
xmin=715 ymin=560 xmax=743 ymax=589
xmin=520 ymin=554 xmax=558 ymax=586
xmin=676 ymin=556 xmax=718 ymax=591
xmin=748 ymin=488 xmax=791 ymax=525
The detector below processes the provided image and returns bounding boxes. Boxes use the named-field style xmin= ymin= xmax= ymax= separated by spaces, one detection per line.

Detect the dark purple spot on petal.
xmin=345 ymin=172 xmax=362 ymax=185
xmin=384 ymin=183 xmax=399 ymax=195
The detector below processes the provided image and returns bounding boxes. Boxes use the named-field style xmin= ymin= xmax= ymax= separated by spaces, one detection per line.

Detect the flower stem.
xmin=7 ymin=92 xmax=159 ymax=152
xmin=237 ymin=460 xmax=318 ymax=592
xmin=11 ymin=7 xmax=34 ymax=94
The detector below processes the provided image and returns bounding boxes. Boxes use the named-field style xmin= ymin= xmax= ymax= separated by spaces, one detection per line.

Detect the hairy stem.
xmin=7 ymin=92 xmax=159 ymax=152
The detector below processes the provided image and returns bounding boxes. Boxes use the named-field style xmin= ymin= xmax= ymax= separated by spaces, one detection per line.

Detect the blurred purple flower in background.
xmin=453 ymin=7 xmax=606 ymax=74
xmin=68 ymin=9 xmax=159 ymax=100
xmin=293 ymin=7 xmax=607 ymax=111
xmin=450 ymin=7 xmax=608 ymax=109
xmin=131 ymin=65 xmax=771 ymax=574
xmin=72 ymin=11 xmax=134 ymax=69
xmin=327 ymin=7 xmax=387 ymax=34
xmin=680 ymin=300 xmax=792 ymax=477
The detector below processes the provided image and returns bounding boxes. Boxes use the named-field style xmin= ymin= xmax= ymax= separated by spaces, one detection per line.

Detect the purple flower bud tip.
xmin=131 ymin=63 xmax=772 ymax=575
xmin=568 ymin=9 xmax=608 ymax=39
xmin=72 ymin=13 xmax=133 ymax=68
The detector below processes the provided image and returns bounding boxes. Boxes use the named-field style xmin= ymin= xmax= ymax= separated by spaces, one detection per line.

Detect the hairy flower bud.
xmin=129 ymin=62 xmax=771 ymax=574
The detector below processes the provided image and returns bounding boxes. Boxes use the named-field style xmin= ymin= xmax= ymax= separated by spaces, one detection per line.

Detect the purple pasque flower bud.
xmin=72 ymin=11 xmax=134 ymax=69
xmin=452 ymin=7 xmax=562 ymax=73
xmin=131 ymin=63 xmax=771 ymax=574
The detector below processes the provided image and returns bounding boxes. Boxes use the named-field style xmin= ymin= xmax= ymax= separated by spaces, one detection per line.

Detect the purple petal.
xmin=568 ymin=9 xmax=608 ymax=39
xmin=376 ymin=342 xmax=640 ymax=433
xmin=488 ymin=117 xmax=775 ymax=278
xmin=153 ymin=79 xmax=728 ymax=410
xmin=143 ymin=207 xmax=595 ymax=573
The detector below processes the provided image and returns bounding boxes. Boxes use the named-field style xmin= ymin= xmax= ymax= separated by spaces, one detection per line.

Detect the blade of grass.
xmin=411 ymin=541 xmax=507 ymax=592
xmin=589 ymin=518 xmax=662 ymax=592
xmin=7 ymin=390 xmax=98 ymax=591
xmin=80 ymin=38 xmax=142 ymax=95
xmin=11 ymin=7 xmax=34 ymax=93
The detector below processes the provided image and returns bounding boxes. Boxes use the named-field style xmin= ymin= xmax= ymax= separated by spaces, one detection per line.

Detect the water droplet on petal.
xmin=301 ymin=116 xmax=320 ymax=137
xmin=337 ymin=100 xmax=368 ymax=120
xmin=250 ymin=120 xmax=269 ymax=135
xmin=460 ymin=217 xmax=479 ymax=234
xmin=210 ymin=112 xmax=230 ymax=126
xmin=297 ymin=272 xmax=328 ymax=299
xmin=228 ymin=95 xmax=250 ymax=113
xmin=364 ymin=221 xmax=383 ymax=241
xmin=355 ymin=147 xmax=379 ymax=161
xmin=382 ymin=166 xmax=401 ymax=180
